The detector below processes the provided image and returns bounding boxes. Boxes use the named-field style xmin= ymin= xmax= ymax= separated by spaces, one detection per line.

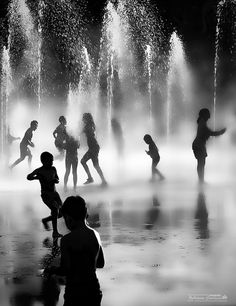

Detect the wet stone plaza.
xmin=0 ymin=147 xmax=236 ymax=306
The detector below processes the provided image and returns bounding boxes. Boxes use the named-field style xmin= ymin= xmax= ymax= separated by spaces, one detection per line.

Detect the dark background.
xmin=0 ymin=0 xmax=234 ymax=103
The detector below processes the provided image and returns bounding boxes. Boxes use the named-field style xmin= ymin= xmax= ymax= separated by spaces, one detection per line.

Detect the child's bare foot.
xmin=52 ymin=232 xmax=63 ymax=238
xmin=101 ymin=181 xmax=108 ymax=187
xmin=84 ymin=177 xmax=94 ymax=185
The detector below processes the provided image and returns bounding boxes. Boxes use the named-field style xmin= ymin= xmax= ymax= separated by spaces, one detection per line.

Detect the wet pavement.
xmin=0 ymin=146 xmax=236 ymax=306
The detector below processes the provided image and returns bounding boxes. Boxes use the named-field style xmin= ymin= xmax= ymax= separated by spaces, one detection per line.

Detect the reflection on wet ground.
xmin=0 ymin=179 xmax=236 ymax=306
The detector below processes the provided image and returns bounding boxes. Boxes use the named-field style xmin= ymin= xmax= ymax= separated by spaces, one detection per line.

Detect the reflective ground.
xmin=0 ymin=144 xmax=236 ymax=306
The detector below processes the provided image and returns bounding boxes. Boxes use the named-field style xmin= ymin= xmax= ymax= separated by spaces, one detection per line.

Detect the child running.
xmin=144 ymin=134 xmax=165 ymax=181
xmin=10 ymin=120 xmax=38 ymax=169
xmin=27 ymin=151 xmax=63 ymax=238
xmin=53 ymin=116 xmax=67 ymax=159
xmin=46 ymin=195 xmax=105 ymax=306
xmin=64 ymin=133 xmax=80 ymax=192
xmin=81 ymin=113 xmax=107 ymax=186
xmin=192 ymin=108 xmax=226 ymax=183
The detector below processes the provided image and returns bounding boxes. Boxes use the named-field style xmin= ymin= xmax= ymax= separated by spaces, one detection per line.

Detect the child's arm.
xmin=209 ymin=127 xmax=226 ymax=137
xmin=27 ymin=169 xmax=40 ymax=181
xmin=27 ymin=140 xmax=34 ymax=147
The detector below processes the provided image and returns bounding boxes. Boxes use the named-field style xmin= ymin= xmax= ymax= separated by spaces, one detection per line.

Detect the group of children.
xmin=7 ymin=107 xmax=227 ymax=306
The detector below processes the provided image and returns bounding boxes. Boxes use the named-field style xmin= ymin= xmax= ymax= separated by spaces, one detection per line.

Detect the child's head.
xmin=59 ymin=116 xmax=66 ymax=125
xmin=143 ymin=134 xmax=153 ymax=144
xmin=40 ymin=151 xmax=53 ymax=168
xmin=30 ymin=120 xmax=38 ymax=130
xmin=61 ymin=196 xmax=87 ymax=230
xmin=83 ymin=113 xmax=95 ymax=126
xmin=198 ymin=108 xmax=210 ymax=122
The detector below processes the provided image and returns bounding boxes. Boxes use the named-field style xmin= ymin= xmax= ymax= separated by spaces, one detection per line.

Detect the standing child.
xmin=64 ymin=133 xmax=80 ymax=192
xmin=144 ymin=134 xmax=165 ymax=181
xmin=27 ymin=151 xmax=63 ymax=238
xmin=192 ymin=108 xmax=226 ymax=183
xmin=81 ymin=113 xmax=107 ymax=186
xmin=46 ymin=195 xmax=105 ymax=306
xmin=53 ymin=116 xmax=67 ymax=159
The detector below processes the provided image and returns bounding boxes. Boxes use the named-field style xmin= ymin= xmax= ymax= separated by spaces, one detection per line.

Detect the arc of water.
xmin=0 ymin=46 xmax=12 ymax=158
xmin=145 ymin=44 xmax=153 ymax=130
xmin=37 ymin=0 xmax=44 ymax=114
xmin=213 ymin=0 xmax=226 ymax=129
xmin=107 ymin=52 xmax=114 ymax=132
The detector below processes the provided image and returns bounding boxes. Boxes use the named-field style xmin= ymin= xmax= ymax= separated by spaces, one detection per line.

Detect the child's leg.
xmin=152 ymin=160 xmax=158 ymax=179
xmin=10 ymin=156 xmax=25 ymax=168
xmin=50 ymin=206 xmax=60 ymax=236
xmin=155 ymin=168 xmax=165 ymax=180
xmin=93 ymin=156 xmax=107 ymax=185
xmin=64 ymin=159 xmax=72 ymax=190
xmin=10 ymin=146 xmax=26 ymax=168
xmin=41 ymin=194 xmax=62 ymax=237
xmin=81 ymin=151 xmax=93 ymax=182
xmin=27 ymin=150 xmax=32 ymax=168
xmin=72 ymin=159 xmax=78 ymax=189
xmin=197 ymin=157 xmax=205 ymax=182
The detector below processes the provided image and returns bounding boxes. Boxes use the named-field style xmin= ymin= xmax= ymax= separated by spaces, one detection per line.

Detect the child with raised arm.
xmin=46 ymin=195 xmax=105 ymax=306
xmin=27 ymin=152 xmax=63 ymax=238
xmin=144 ymin=134 xmax=165 ymax=181
xmin=192 ymin=108 xmax=226 ymax=183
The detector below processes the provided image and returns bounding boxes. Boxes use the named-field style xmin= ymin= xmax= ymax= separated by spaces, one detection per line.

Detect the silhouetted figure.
xmin=10 ymin=120 xmax=38 ymax=169
xmin=194 ymin=191 xmax=209 ymax=239
xmin=81 ymin=113 xmax=107 ymax=186
xmin=53 ymin=116 xmax=67 ymax=159
xmin=192 ymin=108 xmax=226 ymax=183
xmin=111 ymin=117 xmax=124 ymax=157
xmin=64 ymin=133 xmax=80 ymax=191
xmin=27 ymin=152 xmax=63 ymax=238
xmin=144 ymin=134 xmax=165 ymax=181
xmin=46 ymin=195 xmax=105 ymax=306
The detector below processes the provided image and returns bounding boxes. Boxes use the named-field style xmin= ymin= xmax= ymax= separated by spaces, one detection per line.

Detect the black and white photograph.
xmin=0 ymin=0 xmax=235 ymax=305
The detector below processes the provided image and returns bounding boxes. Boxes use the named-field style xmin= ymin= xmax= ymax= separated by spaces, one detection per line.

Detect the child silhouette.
xmin=27 ymin=152 xmax=63 ymax=238
xmin=144 ymin=134 xmax=165 ymax=181
xmin=46 ymin=196 xmax=105 ymax=306
xmin=192 ymin=108 xmax=226 ymax=183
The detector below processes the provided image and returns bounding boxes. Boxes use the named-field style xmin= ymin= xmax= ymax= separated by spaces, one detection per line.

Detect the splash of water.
xmin=37 ymin=0 xmax=44 ymax=113
xmin=98 ymin=0 xmax=164 ymax=134
xmin=66 ymin=45 xmax=97 ymax=135
xmin=0 ymin=47 xmax=12 ymax=158
xmin=145 ymin=44 xmax=153 ymax=129
xmin=8 ymin=0 xmax=40 ymax=106
xmin=166 ymin=32 xmax=190 ymax=139
xmin=213 ymin=0 xmax=226 ymax=129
